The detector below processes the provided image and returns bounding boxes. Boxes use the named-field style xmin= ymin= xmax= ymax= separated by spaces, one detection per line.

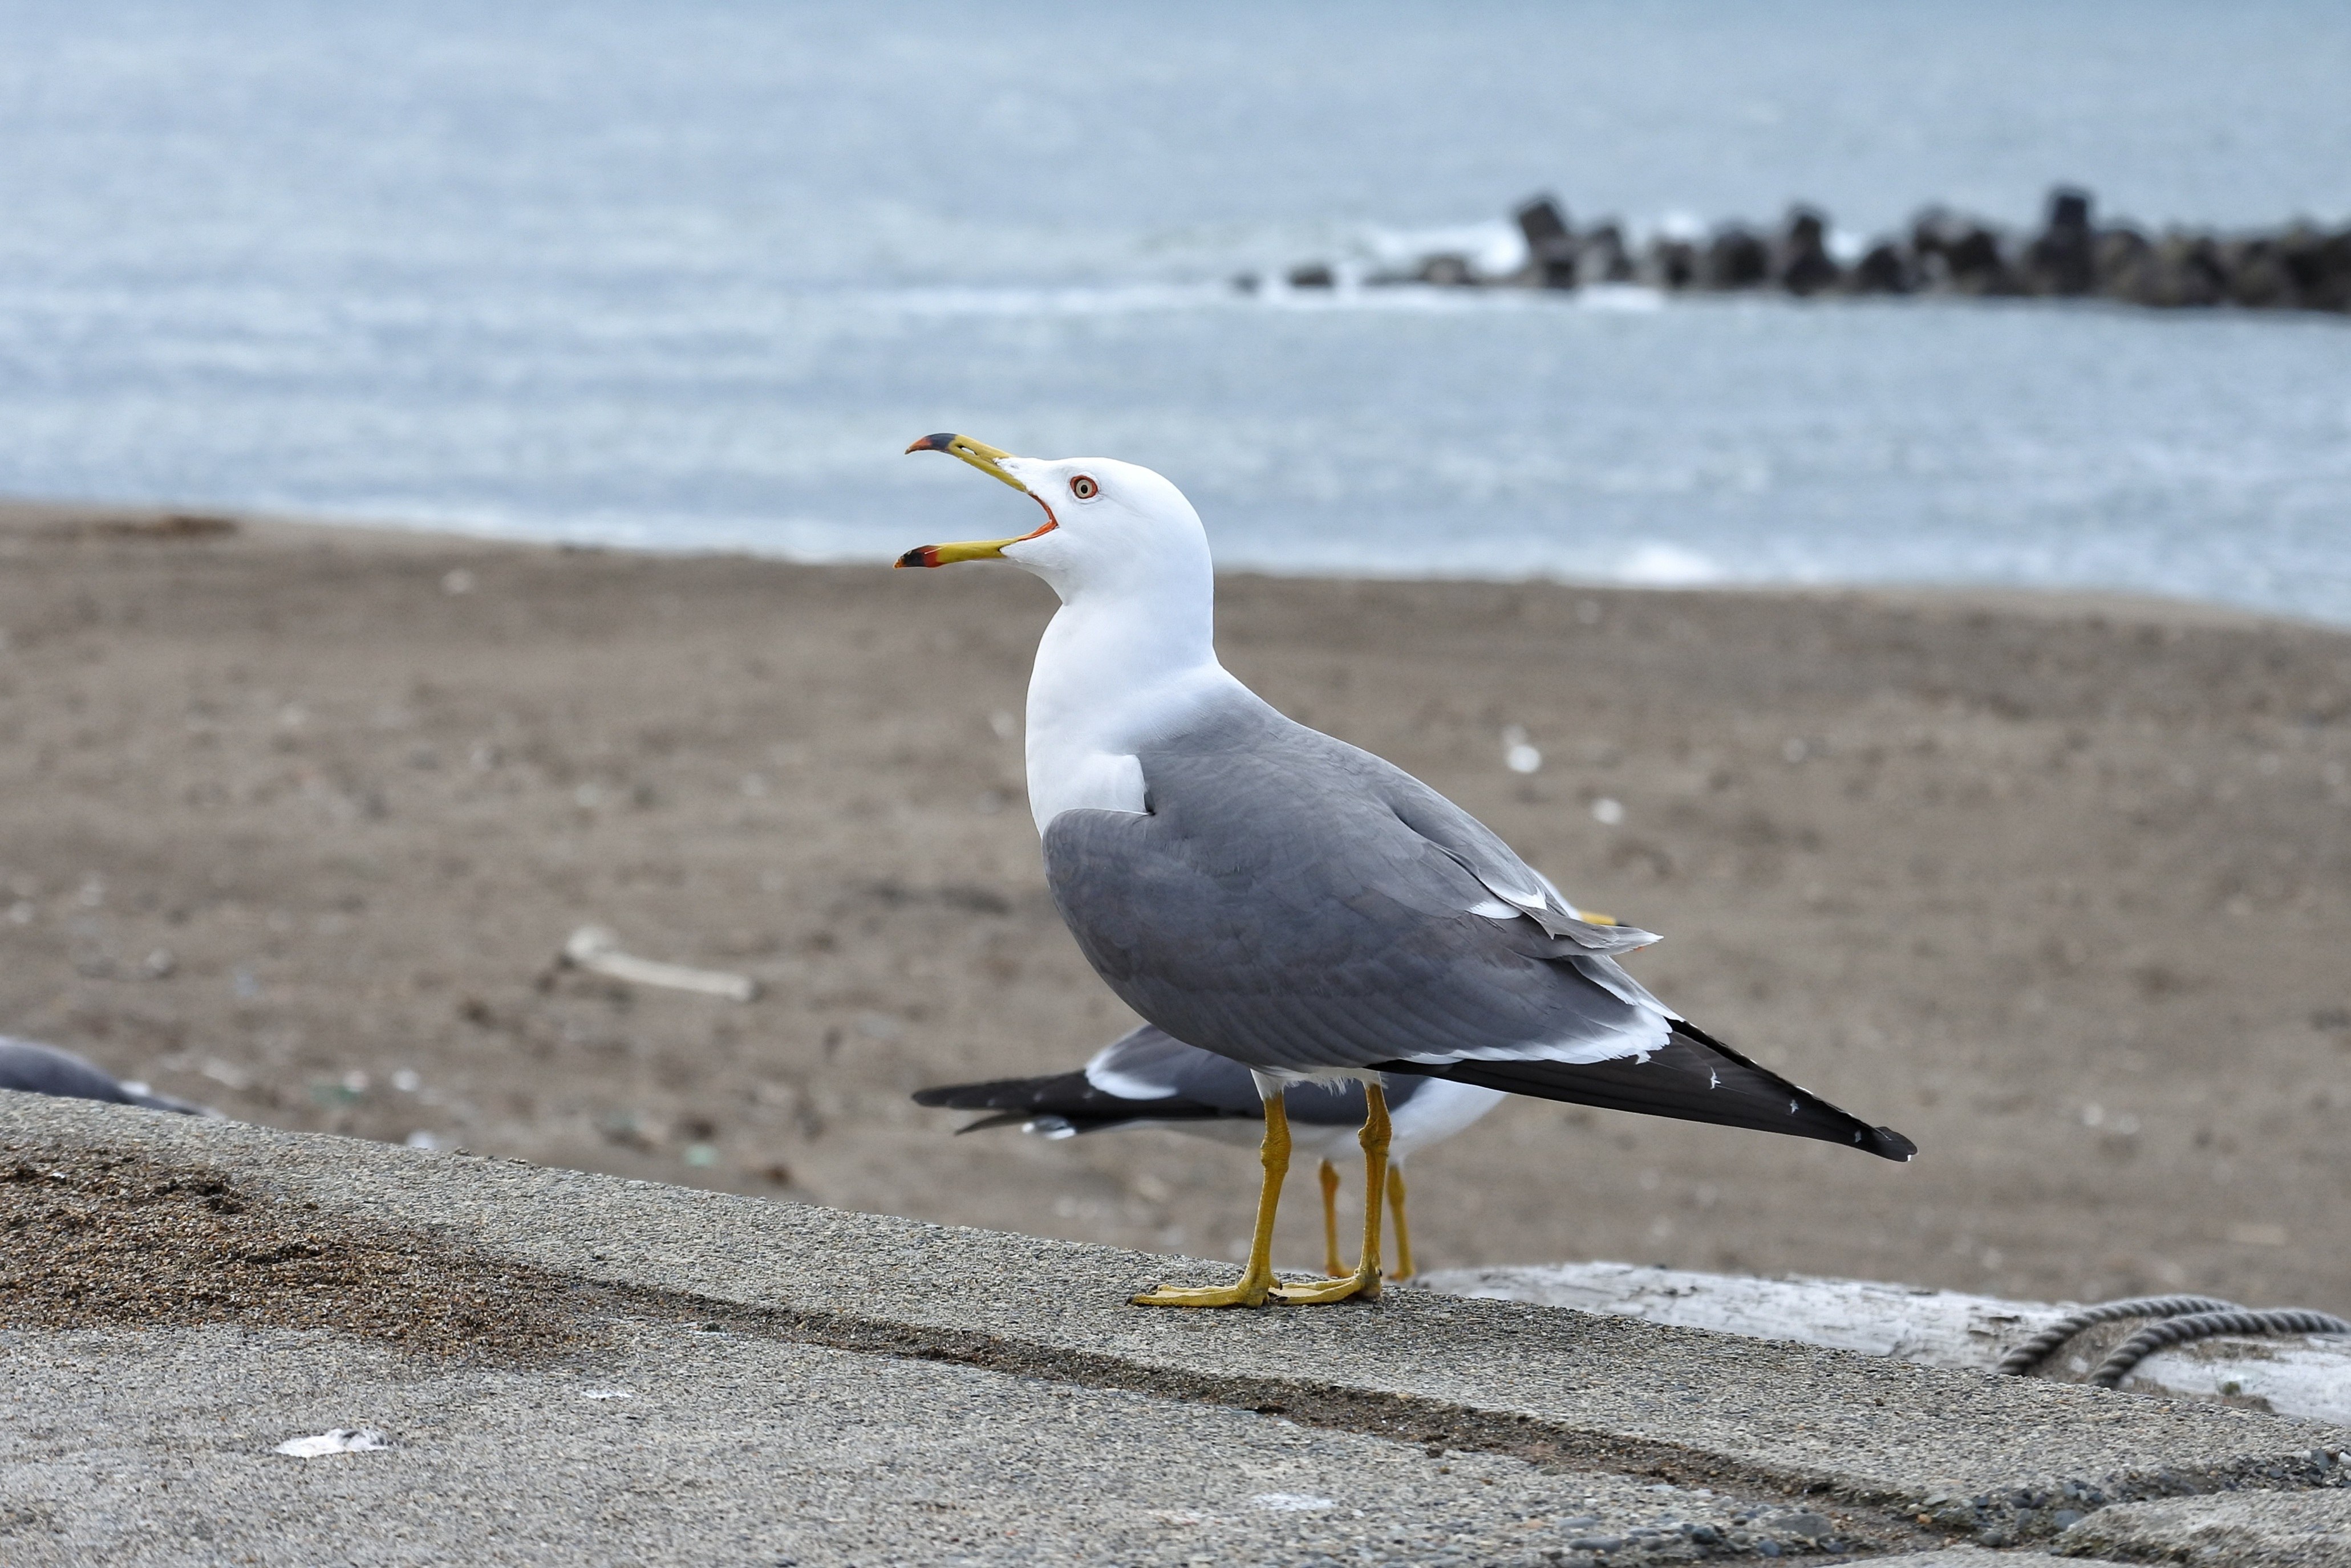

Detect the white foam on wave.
xmin=857 ymin=282 xmax=1224 ymax=319
xmin=1579 ymin=284 xmax=1666 ymax=312
xmin=1360 ymin=218 xmax=1526 ymax=279
xmin=1256 ymin=281 xmax=1552 ymax=314
xmin=1615 ymin=543 xmax=1724 ymax=586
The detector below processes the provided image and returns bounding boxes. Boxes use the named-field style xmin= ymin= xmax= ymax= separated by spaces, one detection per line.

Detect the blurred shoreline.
xmin=0 ymin=494 xmax=2326 ymax=632
xmin=2 ymin=498 xmax=2346 ymax=1311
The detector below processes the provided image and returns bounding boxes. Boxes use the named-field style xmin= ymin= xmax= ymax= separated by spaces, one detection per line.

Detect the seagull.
xmin=898 ymin=433 xmax=1913 ymax=1308
xmin=0 ymin=1035 xmax=215 ymax=1115
xmin=914 ymin=1022 xmax=1506 ymax=1281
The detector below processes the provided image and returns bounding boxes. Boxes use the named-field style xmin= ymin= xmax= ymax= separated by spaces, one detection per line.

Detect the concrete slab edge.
xmin=605 ymin=1289 xmax=2351 ymax=1556
xmin=568 ymin=1275 xmax=2350 ymax=1551
xmin=7 ymin=1091 xmax=2348 ymax=1555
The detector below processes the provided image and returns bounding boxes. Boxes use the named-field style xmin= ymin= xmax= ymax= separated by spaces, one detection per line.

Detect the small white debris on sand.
xmin=274 ymin=1428 xmax=390 ymax=1459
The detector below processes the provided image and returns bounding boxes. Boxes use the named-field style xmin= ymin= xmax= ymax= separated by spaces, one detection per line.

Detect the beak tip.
xmin=895 ymin=547 xmax=936 ymax=570
xmin=903 ymin=430 xmax=1028 ymax=493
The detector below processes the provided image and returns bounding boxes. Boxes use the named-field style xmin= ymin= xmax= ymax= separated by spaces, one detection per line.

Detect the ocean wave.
xmin=1613 ymin=543 xmax=1725 ymax=587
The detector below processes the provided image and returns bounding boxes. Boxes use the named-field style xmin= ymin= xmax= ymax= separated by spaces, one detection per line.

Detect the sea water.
xmin=0 ymin=0 xmax=2345 ymax=619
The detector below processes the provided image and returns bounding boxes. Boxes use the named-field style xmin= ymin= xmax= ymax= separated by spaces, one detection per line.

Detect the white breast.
xmin=1023 ymin=614 xmax=1242 ymax=831
xmin=1027 ymin=749 xmax=1146 ymax=827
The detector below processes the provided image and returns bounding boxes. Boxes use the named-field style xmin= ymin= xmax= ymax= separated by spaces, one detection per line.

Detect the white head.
xmin=896 ymin=433 xmax=1213 ymax=606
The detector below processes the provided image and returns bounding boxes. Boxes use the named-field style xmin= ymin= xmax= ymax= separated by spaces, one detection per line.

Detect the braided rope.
xmin=2092 ymin=1309 xmax=2351 ymax=1390
xmin=1996 ymin=1295 xmax=2241 ymax=1376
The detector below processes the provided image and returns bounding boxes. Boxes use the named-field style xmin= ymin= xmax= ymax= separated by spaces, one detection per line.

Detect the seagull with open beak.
xmin=899 ymin=433 xmax=1914 ymax=1309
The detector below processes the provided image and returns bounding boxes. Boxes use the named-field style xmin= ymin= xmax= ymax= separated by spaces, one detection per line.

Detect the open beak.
xmin=897 ymin=433 xmax=1059 ymax=568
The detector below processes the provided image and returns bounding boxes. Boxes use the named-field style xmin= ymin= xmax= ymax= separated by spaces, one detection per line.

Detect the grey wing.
xmin=911 ymin=1022 xmax=1258 ymax=1135
xmin=1380 ymin=766 xmax=1657 ymax=953
xmin=1092 ymin=1027 xmax=1440 ymax=1126
xmin=1078 ymin=1023 xmax=1268 ymax=1112
xmin=1041 ymin=713 xmax=1674 ymax=1076
xmin=1373 ymin=758 xmax=1675 ymax=1016
xmin=1042 ymin=709 xmax=1912 ymax=1161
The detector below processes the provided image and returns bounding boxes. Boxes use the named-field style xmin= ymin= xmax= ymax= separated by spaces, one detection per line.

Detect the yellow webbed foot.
xmin=1130 ymin=1272 xmax=1280 ymax=1309
xmin=1270 ymin=1268 xmax=1381 ymax=1305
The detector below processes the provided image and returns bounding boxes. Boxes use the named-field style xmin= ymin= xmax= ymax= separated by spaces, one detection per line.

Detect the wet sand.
xmin=1 ymin=500 xmax=2346 ymax=1310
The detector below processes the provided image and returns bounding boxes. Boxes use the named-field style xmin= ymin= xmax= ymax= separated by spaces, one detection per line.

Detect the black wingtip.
xmin=1671 ymin=1017 xmax=1918 ymax=1162
xmin=951 ymin=1111 xmax=1031 ymax=1135
xmin=1866 ymin=1125 xmax=1918 ymax=1162
xmin=914 ymin=1067 xmax=1250 ymax=1135
xmin=1374 ymin=1017 xmax=1919 ymax=1163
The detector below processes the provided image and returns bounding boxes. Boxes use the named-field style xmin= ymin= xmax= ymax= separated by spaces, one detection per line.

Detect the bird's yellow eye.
xmin=1069 ymin=474 xmax=1099 ymax=500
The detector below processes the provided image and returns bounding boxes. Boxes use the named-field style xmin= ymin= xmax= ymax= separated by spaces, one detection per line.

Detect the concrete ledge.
xmin=5 ymin=1092 xmax=2348 ymax=1563
xmin=1422 ymin=1264 xmax=2351 ymax=1425
xmin=2057 ymin=1488 xmax=2351 ymax=1565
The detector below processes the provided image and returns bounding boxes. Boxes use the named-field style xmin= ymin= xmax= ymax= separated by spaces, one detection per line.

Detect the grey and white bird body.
xmin=916 ymin=1023 xmax=1505 ymax=1277
xmin=925 ymin=1023 xmax=1502 ymax=1155
xmin=899 ymin=434 xmax=1911 ymax=1307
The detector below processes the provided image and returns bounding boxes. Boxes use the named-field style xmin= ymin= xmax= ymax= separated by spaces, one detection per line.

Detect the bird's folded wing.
xmin=1041 ymin=712 xmax=1673 ymax=1075
xmin=1380 ymin=770 xmax=1658 ymax=951
xmin=1079 ymin=1022 xmax=1267 ymax=1108
xmin=1035 ymin=705 xmax=1911 ymax=1159
xmin=911 ymin=1023 xmax=1273 ymax=1127
xmin=914 ymin=1023 xmax=1427 ymax=1135
xmin=910 ymin=1064 xmax=1246 ymax=1135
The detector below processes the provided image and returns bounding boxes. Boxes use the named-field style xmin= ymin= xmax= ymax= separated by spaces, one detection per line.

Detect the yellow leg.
xmin=1274 ymin=1082 xmax=1388 ymax=1305
xmin=1131 ymin=1093 xmax=1290 ymax=1307
xmin=1387 ymin=1164 xmax=1414 ymax=1282
xmin=1319 ymin=1158 xmax=1346 ymax=1278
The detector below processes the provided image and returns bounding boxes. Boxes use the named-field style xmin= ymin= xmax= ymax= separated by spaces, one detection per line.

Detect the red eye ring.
xmin=1069 ymin=474 xmax=1099 ymax=500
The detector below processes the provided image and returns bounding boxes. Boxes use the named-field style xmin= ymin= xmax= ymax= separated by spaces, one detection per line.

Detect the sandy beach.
xmin=2 ymin=500 xmax=2345 ymax=1313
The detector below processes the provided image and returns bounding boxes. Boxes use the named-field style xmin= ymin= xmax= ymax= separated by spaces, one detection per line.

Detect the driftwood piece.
xmin=560 ymin=927 xmax=759 ymax=1002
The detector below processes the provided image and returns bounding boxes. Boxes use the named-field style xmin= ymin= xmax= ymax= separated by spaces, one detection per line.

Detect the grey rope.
xmin=1997 ymin=1295 xmax=2242 ymax=1376
xmin=2091 ymin=1309 xmax=2351 ymax=1390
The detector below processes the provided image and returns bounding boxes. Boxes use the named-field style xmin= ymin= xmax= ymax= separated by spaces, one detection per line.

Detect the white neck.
xmin=1022 ymin=564 xmax=1237 ymax=830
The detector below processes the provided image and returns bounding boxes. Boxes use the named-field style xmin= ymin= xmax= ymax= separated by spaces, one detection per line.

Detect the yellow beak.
xmin=897 ymin=433 xmax=1059 ymax=568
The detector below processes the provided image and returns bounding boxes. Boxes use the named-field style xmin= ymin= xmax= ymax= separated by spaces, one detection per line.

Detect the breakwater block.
xmin=1296 ymin=186 xmax=2351 ymax=315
